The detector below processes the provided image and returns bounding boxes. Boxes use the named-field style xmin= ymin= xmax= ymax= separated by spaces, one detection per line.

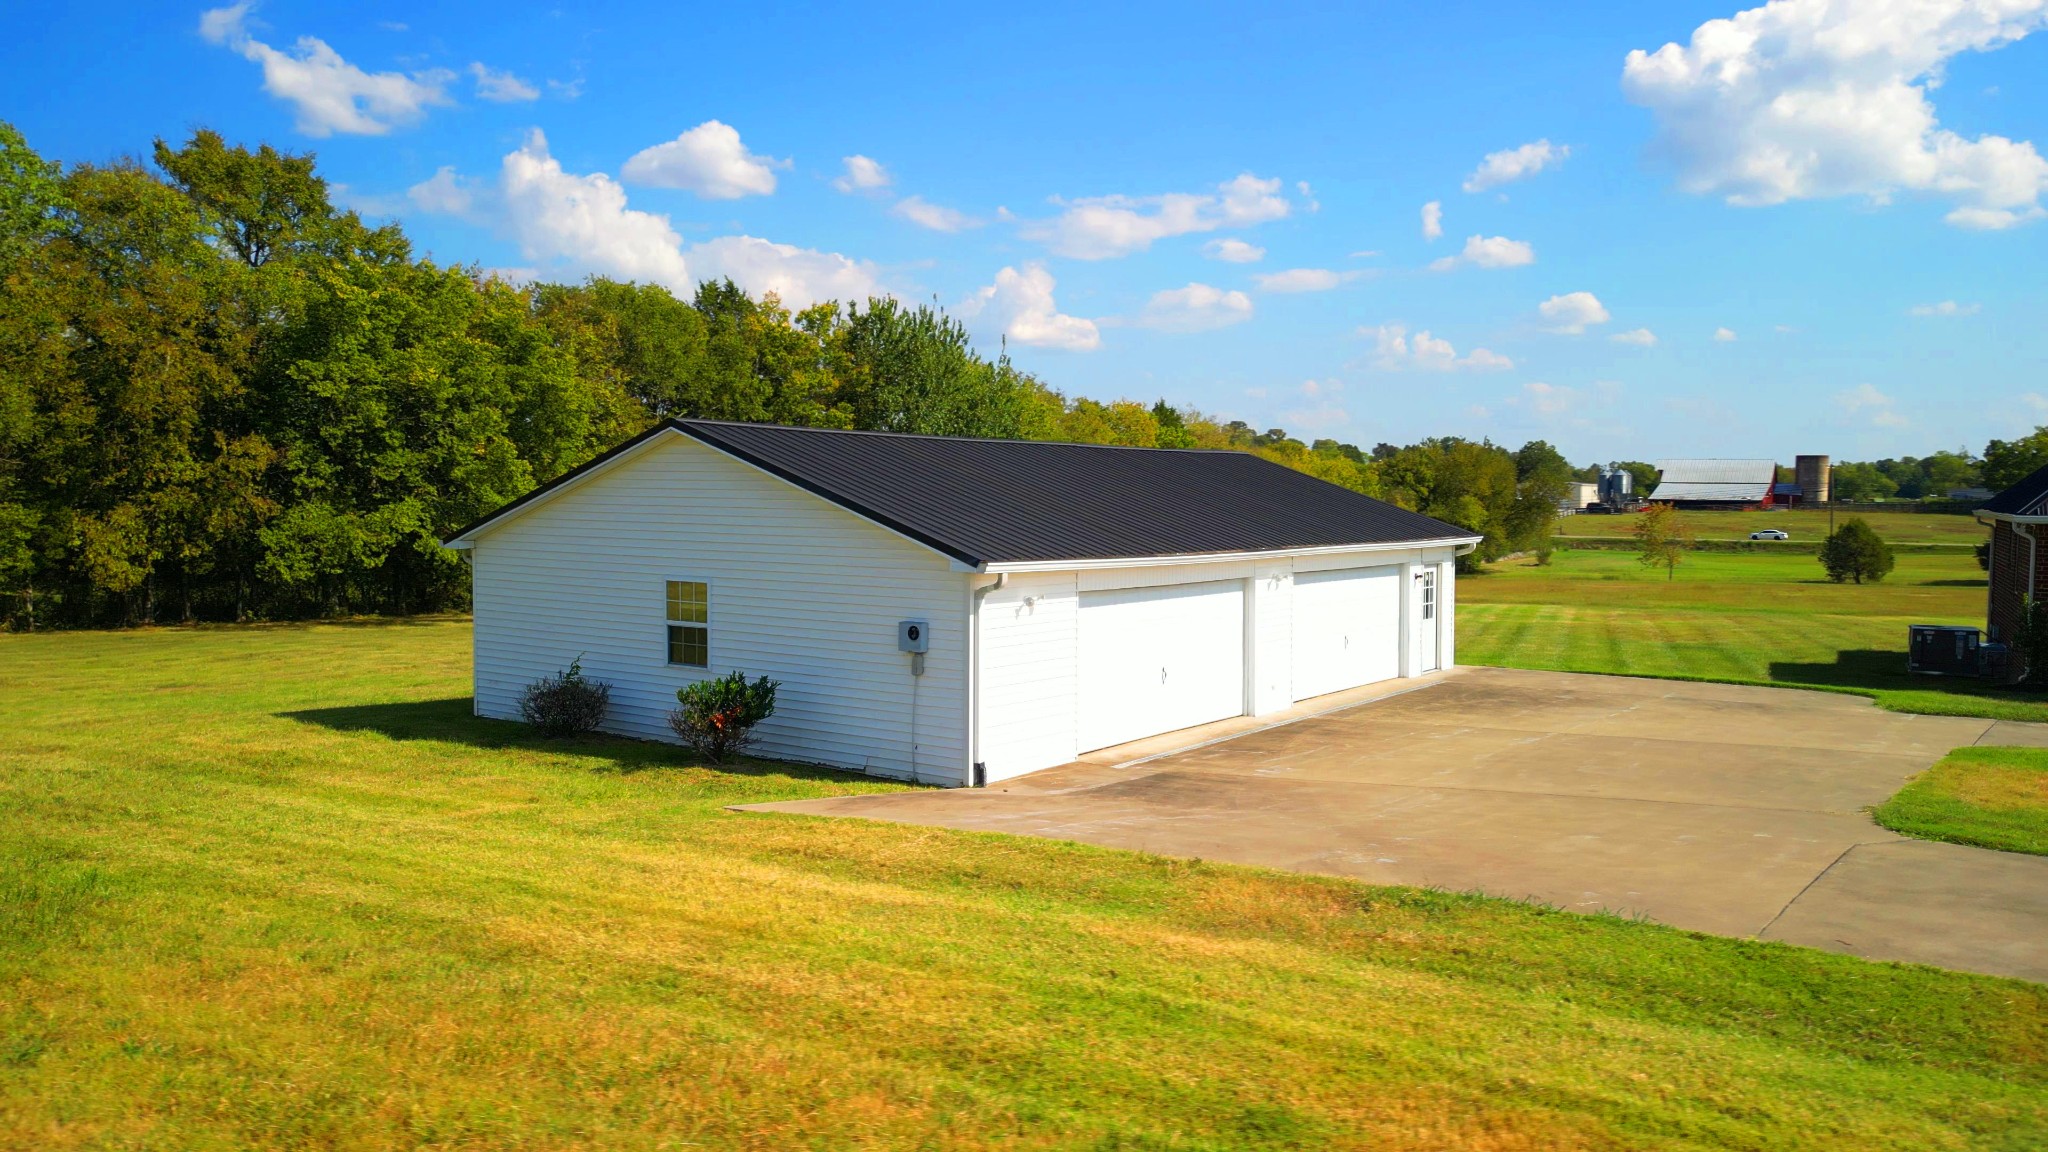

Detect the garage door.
xmin=1291 ymin=566 xmax=1400 ymax=701
xmin=1077 ymin=580 xmax=1245 ymax=752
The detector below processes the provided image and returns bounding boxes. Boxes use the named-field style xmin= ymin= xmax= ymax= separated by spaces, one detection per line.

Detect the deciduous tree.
xmin=1634 ymin=503 xmax=1694 ymax=581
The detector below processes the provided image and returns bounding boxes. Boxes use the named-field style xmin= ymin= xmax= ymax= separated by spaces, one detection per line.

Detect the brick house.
xmin=1979 ymin=464 xmax=2048 ymax=678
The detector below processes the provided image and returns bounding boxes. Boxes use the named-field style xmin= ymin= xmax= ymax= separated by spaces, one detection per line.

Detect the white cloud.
xmin=1837 ymin=382 xmax=1909 ymax=427
xmin=892 ymin=195 xmax=978 ymax=232
xmin=620 ymin=121 xmax=786 ymax=199
xmin=406 ymin=166 xmax=476 ymax=217
xmin=834 ymin=155 xmax=891 ymax=195
xmin=469 ymin=62 xmax=538 ymax=103
xmin=1537 ymin=291 xmax=1611 ymax=334
xmin=199 ymin=2 xmax=250 ymax=43
xmin=1610 ymin=327 xmax=1659 ymax=346
xmin=1252 ymin=268 xmax=1356 ymax=293
xmin=1366 ymin=324 xmax=1514 ymax=372
xmin=1429 ymin=234 xmax=1535 ymax=271
xmin=957 ymin=264 xmax=1100 ymax=351
xmin=1713 ymin=326 xmax=1738 ymax=342
xmin=1909 ymin=299 xmax=1981 ymax=316
xmin=1421 ymin=200 xmax=1443 ymax=241
xmin=1519 ymin=381 xmax=1578 ymax=415
xmin=1622 ymin=0 xmax=2048 ymax=230
xmin=1463 ymin=139 xmax=1570 ymax=192
xmin=1134 ymin=283 xmax=1255 ymax=332
xmin=687 ymin=236 xmax=881 ymax=309
xmin=501 ymin=130 xmax=694 ymax=289
xmin=1204 ymin=238 xmax=1266 ymax=263
xmin=1281 ymin=379 xmax=1351 ymax=433
xmin=199 ymin=5 xmax=452 ymax=136
xmin=1024 ymin=173 xmax=1292 ymax=259
xmin=491 ymin=130 xmax=878 ymax=308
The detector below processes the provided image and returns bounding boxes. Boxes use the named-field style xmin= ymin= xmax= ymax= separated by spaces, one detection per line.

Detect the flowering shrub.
xmin=669 ymin=670 xmax=780 ymax=762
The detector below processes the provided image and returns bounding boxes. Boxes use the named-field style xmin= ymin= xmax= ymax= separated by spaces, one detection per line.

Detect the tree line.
xmin=10 ymin=123 xmax=2030 ymax=629
xmin=1 ymin=124 xmax=1596 ymax=629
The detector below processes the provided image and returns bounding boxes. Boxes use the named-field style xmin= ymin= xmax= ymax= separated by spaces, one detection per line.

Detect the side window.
xmin=666 ymin=580 xmax=708 ymax=667
xmin=1421 ymin=569 xmax=1437 ymax=621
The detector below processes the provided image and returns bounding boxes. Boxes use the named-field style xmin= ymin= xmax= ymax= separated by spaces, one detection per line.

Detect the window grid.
xmin=666 ymin=580 xmax=709 ymax=667
xmin=1421 ymin=570 xmax=1437 ymax=621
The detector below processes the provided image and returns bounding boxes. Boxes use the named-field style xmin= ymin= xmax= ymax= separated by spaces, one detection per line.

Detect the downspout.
xmin=967 ymin=572 xmax=1008 ymax=788
xmin=2024 ymin=524 xmax=2040 ymax=605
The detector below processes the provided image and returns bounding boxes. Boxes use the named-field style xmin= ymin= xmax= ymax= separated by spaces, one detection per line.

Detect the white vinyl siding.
xmin=1075 ymin=580 xmax=1246 ymax=753
xmin=976 ymin=571 xmax=1081 ymax=783
xmin=469 ymin=434 xmax=968 ymax=784
xmin=1290 ymin=565 xmax=1400 ymax=701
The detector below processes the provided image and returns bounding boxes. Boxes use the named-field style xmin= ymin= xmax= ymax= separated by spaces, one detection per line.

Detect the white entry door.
xmin=1077 ymin=580 xmax=1246 ymax=752
xmin=1291 ymin=566 xmax=1401 ymax=701
xmin=1414 ymin=566 xmax=1441 ymax=673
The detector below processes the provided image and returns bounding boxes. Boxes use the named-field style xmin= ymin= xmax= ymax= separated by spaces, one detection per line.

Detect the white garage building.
xmin=445 ymin=421 xmax=1480 ymax=787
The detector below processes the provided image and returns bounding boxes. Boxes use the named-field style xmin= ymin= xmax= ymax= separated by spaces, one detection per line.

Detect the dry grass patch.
xmin=1874 ymin=747 xmax=2048 ymax=855
xmin=2 ymin=620 xmax=2045 ymax=1150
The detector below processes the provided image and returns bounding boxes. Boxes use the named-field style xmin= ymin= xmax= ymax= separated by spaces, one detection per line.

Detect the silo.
xmin=1796 ymin=455 xmax=1830 ymax=503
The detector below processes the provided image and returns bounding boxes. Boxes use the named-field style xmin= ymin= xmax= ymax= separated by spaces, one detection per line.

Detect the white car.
xmin=1749 ymin=529 xmax=1789 ymax=540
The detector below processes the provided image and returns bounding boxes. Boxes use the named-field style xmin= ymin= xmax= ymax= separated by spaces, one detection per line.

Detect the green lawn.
xmin=1875 ymin=747 xmax=2048 ymax=856
xmin=1556 ymin=508 xmax=1989 ymax=546
xmin=3 ymin=622 xmax=2045 ymax=1149
xmin=1458 ymin=547 xmax=2046 ymax=723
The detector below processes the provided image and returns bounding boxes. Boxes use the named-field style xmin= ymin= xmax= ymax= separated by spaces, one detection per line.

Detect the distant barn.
xmin=1648 ymin=460 xmax=1780 ymax=509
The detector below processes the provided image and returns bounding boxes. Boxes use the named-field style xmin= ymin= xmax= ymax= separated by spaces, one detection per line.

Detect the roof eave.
xmin=980 ymin=535 xmax=1484 ymax=574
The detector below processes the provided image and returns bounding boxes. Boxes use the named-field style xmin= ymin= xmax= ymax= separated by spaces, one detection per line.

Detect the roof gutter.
xmin=981 ymin=535 xmax=1484 ymax=574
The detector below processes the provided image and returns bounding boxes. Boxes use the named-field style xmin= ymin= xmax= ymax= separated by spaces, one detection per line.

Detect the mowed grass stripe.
xmin=1 ymin=622 xmax=2044 ymax=1149
xmin=1458 ymin=547 xmax=2041 ymax=724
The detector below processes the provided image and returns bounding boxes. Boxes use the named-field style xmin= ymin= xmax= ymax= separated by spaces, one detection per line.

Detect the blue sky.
xmin=5 ymin=1 xmax=2047 ymax=465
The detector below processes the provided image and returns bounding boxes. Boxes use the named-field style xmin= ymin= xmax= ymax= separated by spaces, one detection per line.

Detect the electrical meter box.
xmin=898 ymin=620 xmax=929 ymax=654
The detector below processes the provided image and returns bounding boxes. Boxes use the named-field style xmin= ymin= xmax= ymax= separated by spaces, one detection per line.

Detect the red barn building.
xmin=1979 ymin=463 xmax=2048 ymax=680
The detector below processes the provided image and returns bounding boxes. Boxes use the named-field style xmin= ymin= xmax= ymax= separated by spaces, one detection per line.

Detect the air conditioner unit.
xmin=1907 ymin=625 xmax=1982 ymax=676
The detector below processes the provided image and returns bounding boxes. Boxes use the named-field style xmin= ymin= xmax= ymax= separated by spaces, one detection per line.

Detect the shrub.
xmin=516 ymin=656 xmax=612 ymax=736
xmin=669 ymin=671 xmax=780 ymax=762
xmin=1818 ymin=518 xmax=1895 ymax=584
xmin=1977 ymin=540 xmax=1992 ymax=572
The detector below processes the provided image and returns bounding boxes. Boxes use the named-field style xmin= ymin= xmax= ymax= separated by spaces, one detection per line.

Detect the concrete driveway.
xmin=747 ymin=667 xmax=2048 ymax=983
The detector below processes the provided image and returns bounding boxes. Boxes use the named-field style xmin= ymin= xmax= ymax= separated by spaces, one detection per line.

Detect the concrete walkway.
xmin=744 ymin=667 xmax=2048 ymax=983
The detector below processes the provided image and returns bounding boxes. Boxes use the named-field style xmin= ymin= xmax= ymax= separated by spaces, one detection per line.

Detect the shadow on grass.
xmin=282 ymin=697 xmax=865 ymax=782
xmin=1769 ymin=649 xmax=2021 ymax=701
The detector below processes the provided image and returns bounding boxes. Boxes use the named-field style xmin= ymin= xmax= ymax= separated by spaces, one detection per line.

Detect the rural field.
xmin=1457 ymin=539 xmax=2042 ymax=723
xmin=2 ymin=622 xmax=2045 ymax=1150
xmin=1553 ymin=508 xmax=1990 ymax=547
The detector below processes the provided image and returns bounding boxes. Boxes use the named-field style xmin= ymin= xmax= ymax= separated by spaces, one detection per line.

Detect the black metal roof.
xmin=1982 ymin=462 xmax=2048 ymax=517
xmin=445 ymin=419 xmax=1477 ymax=567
